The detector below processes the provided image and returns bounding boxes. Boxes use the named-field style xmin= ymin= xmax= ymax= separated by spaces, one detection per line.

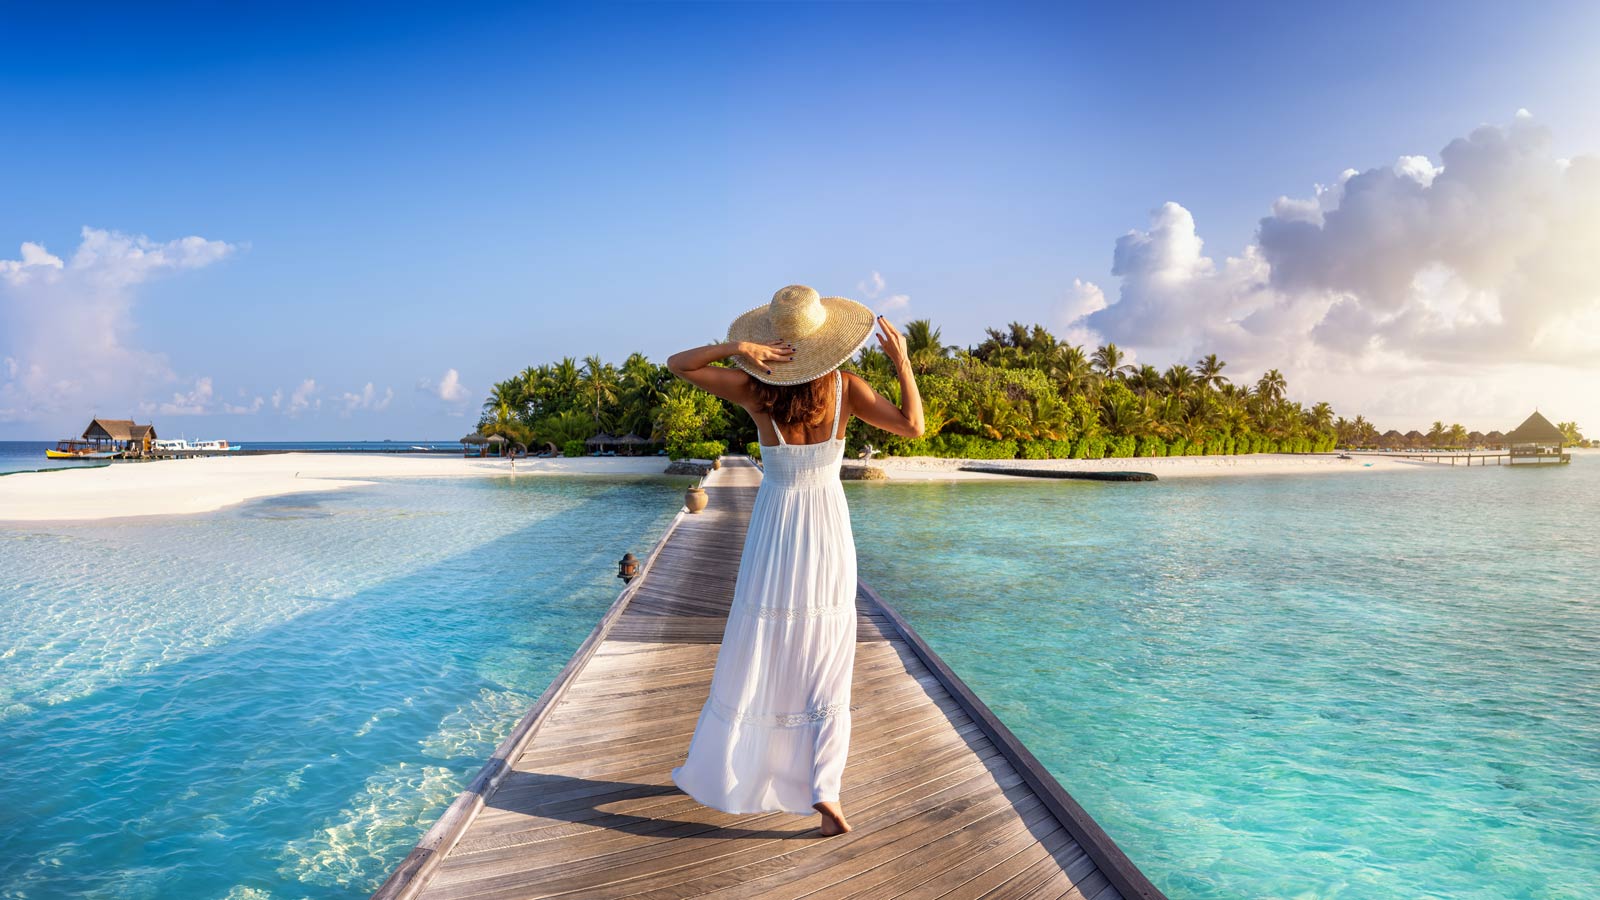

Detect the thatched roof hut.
xmin=1467 ymin=430 xmax=1486 ymax=447
xmin=1504 ymin=411 xmax=1564 ymax=446
xmin=613 ymin=432 xmax=650 ymax=455
xmin=460 ymin=433 xmax=487 ymax=445
xmin=584 ymin=432 xmax=617 ymax=449
xmin=1504 ymin=412 xmax=1569 ymax=464
xmin=82 ymin=418 xmax=157 ymax=453
xmin=1485 ymin=430 xmax=1506 ymax=446
xmin=1381 ymin=429 xmax=1405 ymax=448
xmin=1403 ymin=430 xmax=1426 ymax=447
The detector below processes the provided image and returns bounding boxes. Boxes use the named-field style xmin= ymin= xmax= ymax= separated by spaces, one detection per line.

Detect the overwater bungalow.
xmin=82 ymin=418 xmax=158 ymax=456
xmin=1504 ymin=412 xmax=1570 ymax=465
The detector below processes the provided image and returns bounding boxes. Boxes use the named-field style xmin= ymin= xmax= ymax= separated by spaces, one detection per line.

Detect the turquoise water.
xmin=0 ymin=475 xmax=687 ymax=899
xmin=846 ymin=454 xmax=1600 ymax=899
xmin=3 ymin=459 xmax=1595 ymax=899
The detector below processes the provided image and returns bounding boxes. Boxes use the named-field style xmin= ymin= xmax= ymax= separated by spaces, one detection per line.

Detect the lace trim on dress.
xmin=709 ymin=695 xmax=851 ymax=728
xmin=738 ymin=602 xmax=855 ymax=620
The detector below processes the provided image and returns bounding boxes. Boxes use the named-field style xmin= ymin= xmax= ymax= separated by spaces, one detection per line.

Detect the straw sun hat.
xmin=726 ymin=285 xmax=877 ymax=386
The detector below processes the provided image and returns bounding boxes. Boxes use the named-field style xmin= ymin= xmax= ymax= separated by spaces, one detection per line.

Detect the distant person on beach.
xmin=665 ymin=284 xmax=924 ymax=836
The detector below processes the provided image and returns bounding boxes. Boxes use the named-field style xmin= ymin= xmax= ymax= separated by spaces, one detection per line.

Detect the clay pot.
xmin=685 ymin=486 xmax=708 ymax=514
xmin=711 ymin=458 xmax=722 ymax=470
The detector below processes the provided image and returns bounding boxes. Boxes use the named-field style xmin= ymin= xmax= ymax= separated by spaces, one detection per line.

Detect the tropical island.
xmin=476 ymin=319 xmax=1589 ymax=460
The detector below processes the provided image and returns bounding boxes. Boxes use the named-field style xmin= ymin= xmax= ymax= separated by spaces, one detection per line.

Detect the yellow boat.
xmin=46 ymin=440 xmax=118 ymax=459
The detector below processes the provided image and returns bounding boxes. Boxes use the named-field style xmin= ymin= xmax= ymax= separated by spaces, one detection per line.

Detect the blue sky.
xmin=3 ymin=1 xmax=1598 ymax=438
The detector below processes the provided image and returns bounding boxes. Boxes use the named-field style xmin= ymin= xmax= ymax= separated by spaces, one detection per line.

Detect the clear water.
xmin=0 ymin=475 xmax=688 ymax=899
xmin=3 ymin=458 xmax=1595 ymax=899
xmin=0 ymin=441 xmax=463 ymax=476
xmin=846 ymin=453 xmax=1600 ymax=899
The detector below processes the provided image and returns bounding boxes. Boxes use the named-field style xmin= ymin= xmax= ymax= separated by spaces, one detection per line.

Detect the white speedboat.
xmin=193 ymin=439 xmax=242 ymax=451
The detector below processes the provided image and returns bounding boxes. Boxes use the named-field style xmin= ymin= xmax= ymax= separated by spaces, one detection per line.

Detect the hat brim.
xmin=725 ymin=296 xmax=877 ymax=386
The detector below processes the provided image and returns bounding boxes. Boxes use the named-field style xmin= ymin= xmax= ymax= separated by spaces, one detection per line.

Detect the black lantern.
xmin=617 ymin=552 xmax=639 ymax=583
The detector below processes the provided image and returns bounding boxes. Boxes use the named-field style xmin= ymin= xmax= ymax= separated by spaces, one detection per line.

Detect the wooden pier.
xmin=375 ymin=457 xmax=1167 ymax=900
xmin=1364 ymin=450 xmax=1569 ymax=466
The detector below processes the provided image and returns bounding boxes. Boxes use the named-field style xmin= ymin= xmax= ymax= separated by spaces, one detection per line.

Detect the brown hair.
xmin=749 ymin=371 xmax=836 ymax=428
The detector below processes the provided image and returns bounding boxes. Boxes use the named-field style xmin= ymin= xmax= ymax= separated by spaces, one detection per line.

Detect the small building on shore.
xmin=1503 ymin=412 xmax=1569 ymax=465
xmin=82 ymin=418 xmax=158 ymax=456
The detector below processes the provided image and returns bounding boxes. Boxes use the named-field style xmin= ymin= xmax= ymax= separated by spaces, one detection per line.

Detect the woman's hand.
xmin=875 ymin=316 xmax=909 ymax=371
xmin=736 ymin=339 xmax=796 ymax=373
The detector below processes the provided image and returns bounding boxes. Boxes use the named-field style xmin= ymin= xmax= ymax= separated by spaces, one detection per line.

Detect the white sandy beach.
xmin=0 ymin=450 xmax=1448 ymax=522
xmin=867 ymin=452 xmax=1433 ymax=481
xmin=0 ymin=453 xmax=671 ymax=522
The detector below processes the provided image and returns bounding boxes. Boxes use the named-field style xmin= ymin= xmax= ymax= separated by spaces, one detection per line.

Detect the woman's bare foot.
xmin=813 ymin=800 xmax=852 ymax=836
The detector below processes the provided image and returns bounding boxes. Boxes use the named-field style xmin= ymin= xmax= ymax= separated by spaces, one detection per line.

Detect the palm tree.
xmin=1308 ymin=402 xmax=1335 ymax=433
xmin=579 ymin=355 xmax=619 ymax=430
xmin=903 ymin=319 xmax=951 ymax=373
xmin=1196 ymin=354 xmax=1229 ymax=391
xmin=1092 ymin=343 xmax=1133 ymax=381
xmin=1163 ymin=364 xmax=1197 ymax=400
xmin=1129 ymin=364 xmax=1163 ymax=397
xmin=1447 ymin=423 xmax=1468 ymax=449
xmin=1428 ymin=421 xmax=1446 ymax=448
xmin=1044 ymin=345 xmax=1094 ymax=398
xmin=1255 ymin=369 xmax=1287 ymax=404
xmin=483 ymin=380 xmax=521 ymax=419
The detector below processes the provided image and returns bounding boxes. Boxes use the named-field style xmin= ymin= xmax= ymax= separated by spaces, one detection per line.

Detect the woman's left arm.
xmin=666 ymin=340 xmax=793 ymax=404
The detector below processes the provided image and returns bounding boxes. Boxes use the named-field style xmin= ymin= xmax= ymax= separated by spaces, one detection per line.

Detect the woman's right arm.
xmin=847 ymin=316 xmax=925 ymax=438
xmin=666 ymin=340 xmax=793 ymax=405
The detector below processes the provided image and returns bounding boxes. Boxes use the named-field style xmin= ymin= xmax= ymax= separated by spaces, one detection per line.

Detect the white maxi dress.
xmin=672 ymin=369 xmax=858 ymax=814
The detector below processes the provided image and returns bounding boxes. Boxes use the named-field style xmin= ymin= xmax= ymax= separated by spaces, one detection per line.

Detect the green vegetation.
xmin=479 ymin=319 xmax=1364 ymax=459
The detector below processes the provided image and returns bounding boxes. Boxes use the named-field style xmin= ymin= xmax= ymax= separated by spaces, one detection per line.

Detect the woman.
xmin=666 ymin=284 xmax=924 ymax=836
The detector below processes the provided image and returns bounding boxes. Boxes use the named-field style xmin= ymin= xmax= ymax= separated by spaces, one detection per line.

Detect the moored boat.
xmin=45 ymin=439 xmax=118 ymax=459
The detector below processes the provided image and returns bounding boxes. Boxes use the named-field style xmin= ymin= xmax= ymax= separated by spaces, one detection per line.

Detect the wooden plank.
xmin=375 ymin=456 xmax=1166 ymax=900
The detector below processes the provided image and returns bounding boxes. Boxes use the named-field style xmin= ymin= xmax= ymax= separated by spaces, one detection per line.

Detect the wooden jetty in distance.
xmin=375 ymin=457 xmax=1167 ymax=900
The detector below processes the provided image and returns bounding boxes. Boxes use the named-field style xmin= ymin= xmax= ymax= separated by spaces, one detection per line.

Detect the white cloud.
xmin=857 ymin=271 xmax=910 ymax=314
xmin=858 ymin=271 xmax=887 ymax=298
xmin=1060 ymin=279 xmax=1108 ymax=347
xmin=340 ymin=382 xmax=393 ymax=415
xmin=287 ymin=378 xmax=319 ymax=416
xmin=142 ymin=376 xmax=216 ymax=416
xmin=1070 ymin=113 xmax=1600 ymax=429
xmin=223 ymin=396 xmax=265 ymax=415
xmin=0 ymin=227 xmax=236 ymax=425
xmin=419 ymin=368 xmax=469 ymax=404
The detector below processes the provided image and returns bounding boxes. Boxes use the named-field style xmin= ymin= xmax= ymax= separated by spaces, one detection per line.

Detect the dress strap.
xmin=770 ymin=409 xmax=786 ymax=446
xmin=829 ymin=370 xmax=843 ymax=440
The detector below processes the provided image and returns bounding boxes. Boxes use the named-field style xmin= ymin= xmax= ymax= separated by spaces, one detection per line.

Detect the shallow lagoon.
xmin=1 ymin=457 xmax=1596 ymax=899
xmin=847 ymin=455 xmax=1599 ymax=899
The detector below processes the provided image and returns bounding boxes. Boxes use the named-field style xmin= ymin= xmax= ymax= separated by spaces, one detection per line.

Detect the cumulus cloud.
xmin=417 ymin=368 xmax=469 ymax=404
xmin=340 ymin=382 xmax=394 ymax=415
xmin=287 ymin=378 xmax=319 ymax=416
xmin=857 ymin=271 xmax=910 ymax=314
xmin=143 ymin=376 xmax=216 ymax=416
xmin=0 ymin=227 xmax=236 ymax=425
xmin=223 ymin=395 xmax=265 ymax=415
xmin=1071 ymin=113 xmax=1600 ymax=428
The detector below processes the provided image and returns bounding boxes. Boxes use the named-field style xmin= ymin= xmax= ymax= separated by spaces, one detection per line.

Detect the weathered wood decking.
xmin=375 ymin=457 xmax=1167 ymax=900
